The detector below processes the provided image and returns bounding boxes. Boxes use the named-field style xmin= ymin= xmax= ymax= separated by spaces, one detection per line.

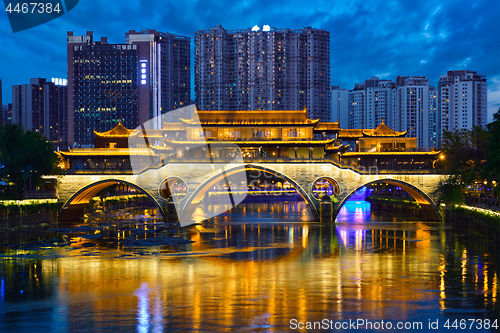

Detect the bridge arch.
xmin=179 ymin=163 xmax=319 ymax=223
xmin=336 ymin=178 xmax=441 ymax=222
xmin=310 ymin=177 xmax=340 ymax=200
xmin=59 ymin=179 xmax=166 ymax=221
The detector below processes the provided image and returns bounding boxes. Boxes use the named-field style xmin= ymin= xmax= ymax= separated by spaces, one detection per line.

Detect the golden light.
xmin=440 ymin=155 xmax=444 ymax=160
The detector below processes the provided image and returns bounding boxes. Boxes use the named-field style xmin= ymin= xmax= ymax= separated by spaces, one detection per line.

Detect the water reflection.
xmin=0 ymin=199 xmax=498 ymax=332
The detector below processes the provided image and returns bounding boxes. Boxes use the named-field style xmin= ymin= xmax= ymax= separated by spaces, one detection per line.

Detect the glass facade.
xmin=72 ymin=44 xmax=139 ymax=146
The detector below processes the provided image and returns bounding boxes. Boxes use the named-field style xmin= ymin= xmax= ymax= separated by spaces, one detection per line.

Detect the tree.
xmin=486 ymin=108 xmax=500 ymax=182
xmin=441 ymin=125 xmax=490 ymax=184
xmin=0 ymin=124 xmax=60 ymax=198
xmin=438 ymin=125 xmax=490 ymax=203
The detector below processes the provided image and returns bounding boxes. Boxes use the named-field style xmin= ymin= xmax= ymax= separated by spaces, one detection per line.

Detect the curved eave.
xmin=93 ymin=132 xmax=131 ymax=138
xmin=326 ymin=144 xmax=349 ymax=151
xmin=361 ymin=130 xmax=408 ymax=137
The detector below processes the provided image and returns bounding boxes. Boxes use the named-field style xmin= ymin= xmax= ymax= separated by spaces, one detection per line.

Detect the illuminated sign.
xmin=251 ymin=25 xmax=260 ymax=32
xmin=140 ymin=60 xmax=147 ymax=85
xmin=263 ymin=25 xmax=271 ymax=32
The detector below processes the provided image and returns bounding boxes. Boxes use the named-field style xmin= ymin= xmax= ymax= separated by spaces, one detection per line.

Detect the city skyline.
xmin=0 ymin=0 xmax=499 ymax=123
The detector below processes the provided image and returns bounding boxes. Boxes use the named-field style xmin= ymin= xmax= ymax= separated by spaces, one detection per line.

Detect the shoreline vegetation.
xmin=367 ymin=195 xmax=500 ymax=233
xmin=0 ymin=199 xmax=61 ymax=215
xmin=448 ymin=204 xmax=500 ymax=234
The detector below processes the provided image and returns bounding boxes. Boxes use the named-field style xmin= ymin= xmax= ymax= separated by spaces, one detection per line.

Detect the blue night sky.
xmin=1 ymin=0 xmax=499 ymax=122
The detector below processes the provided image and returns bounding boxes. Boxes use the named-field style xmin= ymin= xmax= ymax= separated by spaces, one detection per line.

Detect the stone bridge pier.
xmin=57 ymin=163 xmax=445 ymax=224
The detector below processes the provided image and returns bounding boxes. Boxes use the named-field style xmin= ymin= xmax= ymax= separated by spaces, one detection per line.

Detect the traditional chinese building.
xmin=58 ymin=109 xmax=441 ymax=173
xmin=150 ymin=109 xmax=345 ymax=161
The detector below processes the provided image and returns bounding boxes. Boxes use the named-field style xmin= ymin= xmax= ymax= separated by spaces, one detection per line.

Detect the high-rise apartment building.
xmin=2 ymin=104 xmax=12 ymax=125
xmin=365 ymin=77 xmax=395 ymax=129
xmin=195 ymin=25 xmax=331 ymax=121
xmin=349 ymin=83 xmax=365 ymax=129
xmin=428 ymin=87 xmax=437 ymax=148
xmin=12 ymin=78 xmax=68 ymax=144
xmin=330 ymin=86 xmax=349 ymax=128
xmin=394 ymin=76 xmax=431 ymax=148
xmin=339 ymin=75 xmax=441 ymax=149
xmin=347 ymin=78 xmax=395 ymax=130
xmin=437 ymin=70 xmax=487 ymax=144
xmin=67 ymin=30 xmax=190 ymax=146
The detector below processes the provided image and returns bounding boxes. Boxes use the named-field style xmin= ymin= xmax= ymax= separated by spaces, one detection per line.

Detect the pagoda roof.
xmin=337 ymin=120 xmax=407 ymax=139
xmin=338 ymin=129 xmax=364 ymax=139
xmin=325 ymin=144 xmax=350 ymax=152
xmin=181 ymin=108 xmax=320 ymax=126
xmin=94 ymin=121 xmax=133 ymax=138
xmin=362 ymin=119 xmax=407 ymax=137
xmin=314 ymin=122 xmax=341 ymax=132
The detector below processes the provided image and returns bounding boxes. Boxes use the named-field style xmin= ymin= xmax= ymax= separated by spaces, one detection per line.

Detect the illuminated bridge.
xmin=56 ymin=162 xmax=445 ymax=224
xmin=56 ymin=108 xmax=445 ymax=224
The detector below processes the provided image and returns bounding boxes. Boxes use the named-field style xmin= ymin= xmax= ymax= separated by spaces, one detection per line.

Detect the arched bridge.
xmin=57 ymin=163 xmax=445 ymax=224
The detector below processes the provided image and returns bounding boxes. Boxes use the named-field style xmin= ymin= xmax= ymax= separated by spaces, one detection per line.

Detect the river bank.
xmin=366 ymin=194 xmax=500 ymax=236
xmin=446 ymin=204 xmax=500 ymax=236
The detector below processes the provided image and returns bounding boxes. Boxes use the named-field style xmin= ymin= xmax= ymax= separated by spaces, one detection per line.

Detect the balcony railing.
xmin=63 ymin=156 xmax=442 ymax=175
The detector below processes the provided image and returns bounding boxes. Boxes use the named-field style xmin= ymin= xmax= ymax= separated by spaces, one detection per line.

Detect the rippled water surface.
xmin=0 ymin=199 xmax=498 ymax=332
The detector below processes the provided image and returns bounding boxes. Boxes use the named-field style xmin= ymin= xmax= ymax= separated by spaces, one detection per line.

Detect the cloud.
xmin=1 ymin=0 xmax=500 ymax=108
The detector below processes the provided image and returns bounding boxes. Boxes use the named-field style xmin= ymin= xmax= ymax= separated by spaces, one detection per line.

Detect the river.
xmin=0 ymin=197 xmax=498 ymax=332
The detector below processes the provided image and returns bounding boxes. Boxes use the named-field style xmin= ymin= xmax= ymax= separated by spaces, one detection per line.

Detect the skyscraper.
xmin=340 ymin=75 xmax=439 ymax=149
xmin=394 ymin=76 xmax=431 ymax=148
xmin=349 ymin=83 xmax=365 ymax=129
xmin=347 ymin=78 xmax=395 ymax=130
xmin=428 ymin=87 xmax=437 ymax=148
xmin=195 ymin=25 xmax=331 ymax=121
xmin=12 ymin=78 xmax=68 ymax=144
xmin=437 ymin=70 xmax=487 ymax=145
xmin=330 ymin=86 xmax=349 ymax=128
xmin=365 ymin=77 xmax=395 ymax=129
xmin=67 ymin=30 xmax=190 ymax=146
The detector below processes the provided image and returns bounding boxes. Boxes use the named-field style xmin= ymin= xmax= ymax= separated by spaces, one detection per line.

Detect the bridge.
xmin=57 ymin=162 xmax=445 ymax=224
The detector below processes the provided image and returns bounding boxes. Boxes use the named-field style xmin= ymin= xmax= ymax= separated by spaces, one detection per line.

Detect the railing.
xmin=62 ymin=156 xmax=442 ymax=175
xmin=465 ymin=195 xmax=500 ymax=212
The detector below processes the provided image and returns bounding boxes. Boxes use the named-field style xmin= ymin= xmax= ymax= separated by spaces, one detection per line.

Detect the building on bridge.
xmin=58 ymin=109 xmax=442 ymax=173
